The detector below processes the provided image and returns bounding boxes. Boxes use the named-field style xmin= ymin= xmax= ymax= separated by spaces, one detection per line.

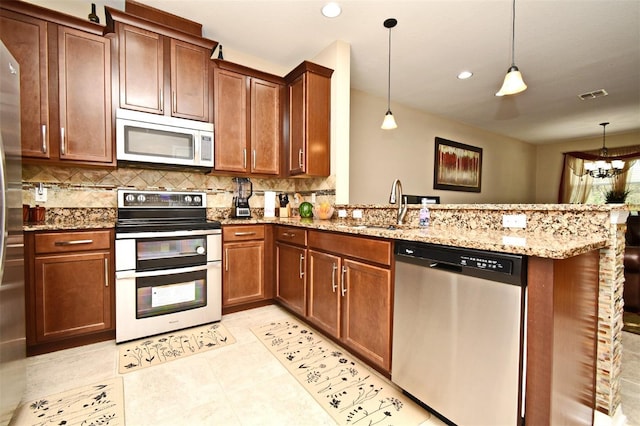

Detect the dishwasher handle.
xmin=428 ymin=262 xmax=463 ymax=274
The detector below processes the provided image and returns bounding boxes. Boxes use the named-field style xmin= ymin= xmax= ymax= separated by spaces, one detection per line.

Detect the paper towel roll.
xmin=264 ymin=191 xmax=276 ymax=218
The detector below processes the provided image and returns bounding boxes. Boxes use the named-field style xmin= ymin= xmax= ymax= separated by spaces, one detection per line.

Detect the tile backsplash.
xmin=22 ymin=165 xmax=335 ymax=208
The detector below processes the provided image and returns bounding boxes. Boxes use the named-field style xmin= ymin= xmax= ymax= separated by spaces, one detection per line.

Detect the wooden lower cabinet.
xmin=26 ymin=229 xmax=115 ymax=355
xmin=276 ymin=243 xmax=307 ymax=316
xmin=307 ymin=250 xmax=341 ymax=337
xmin=275 ymin=225 xmax=308 ymax=316
xmin=305 ymin=229 xmax=394 ymax=373
xmin=341 ymin=259 xmax=392 ymax=370
xmin=222 ymin=225 xmax=273 ymax=312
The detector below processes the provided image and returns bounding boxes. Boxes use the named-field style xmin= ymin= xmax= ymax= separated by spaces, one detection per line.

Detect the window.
xmin=586 ymin=160 xmax=640 ymax=204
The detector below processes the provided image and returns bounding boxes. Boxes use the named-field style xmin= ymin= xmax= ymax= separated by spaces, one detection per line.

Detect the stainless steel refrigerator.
xmin=0 ymin=40 xmax=25 ymax=425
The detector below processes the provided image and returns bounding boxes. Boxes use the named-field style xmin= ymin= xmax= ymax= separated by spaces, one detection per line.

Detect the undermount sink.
xmin=338 ymin=223 xmax=403 ymax=231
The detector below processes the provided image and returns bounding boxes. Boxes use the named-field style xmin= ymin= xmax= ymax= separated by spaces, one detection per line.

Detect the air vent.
xmin=578 ymin=89 xmax=608 ymax=100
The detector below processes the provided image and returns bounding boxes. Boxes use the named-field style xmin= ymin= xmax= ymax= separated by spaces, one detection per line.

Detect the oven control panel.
xmin=118 ymin=190 xmax=206 ymax=208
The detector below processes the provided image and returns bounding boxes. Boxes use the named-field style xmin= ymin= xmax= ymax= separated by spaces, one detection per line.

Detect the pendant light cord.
xmin=387 ymin=26 xmax=392 ymax=110
xmin=511 ymin=0 xmax=516 ymax=66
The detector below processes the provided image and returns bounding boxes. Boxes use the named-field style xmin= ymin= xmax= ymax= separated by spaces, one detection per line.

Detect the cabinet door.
xmin=250 ymin=78 xmax=280 ymax=175
xmin=288 ymin=73 xmax=305 ymax=175
xmin=307 ymin=250 xmax=341 ymax=337
xmin=0 ymin=10 xmax=50 ymax=158
xmin=342 ymin=259 xmax=392 ymax=371
xmin=276 ymin=243 xmax=307 ymax=316
xmin=214 ymin=68 xmax=248 ymax=172
xmin=57 ymin=26 xmax=112 ymax=163
xmin=118 ymin=24 xmax=164 ymax=114
xmin=171 ymin=39 xmax=209 ymax=121
xmin=223 ymin=240 xmax=264 ymax=306
xmin=34 ymin=251 xmax=112 ymax=342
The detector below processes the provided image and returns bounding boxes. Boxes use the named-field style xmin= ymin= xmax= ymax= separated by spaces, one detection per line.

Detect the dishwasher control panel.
xmin=459 ymin=254 xmax=512 ymax=273
xmin=395 ymin=241 xmax=526 ymax=285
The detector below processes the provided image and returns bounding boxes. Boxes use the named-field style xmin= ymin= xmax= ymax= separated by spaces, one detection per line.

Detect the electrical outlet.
xmin=35 ymin=187 xmax=47 ymax=202
xmin=352 ymin=209 xmax=363 ymax=219
xmin=502 ymin=214 xmax=526 ymax=229
xmin=338 ymin=209 xmax=347 ymax=218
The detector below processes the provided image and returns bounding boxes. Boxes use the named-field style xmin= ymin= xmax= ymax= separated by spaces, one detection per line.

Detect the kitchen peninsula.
xmin=24 ymin=202 xmax=628 ymax=425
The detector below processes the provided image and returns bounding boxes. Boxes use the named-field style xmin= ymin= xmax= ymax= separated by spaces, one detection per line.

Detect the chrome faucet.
xmin=389 ymin=179 xmax=407 ymax=225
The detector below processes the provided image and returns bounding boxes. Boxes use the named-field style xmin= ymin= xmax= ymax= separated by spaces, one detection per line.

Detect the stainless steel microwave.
xmin=116 ymin=109 xmax=214 ymax=168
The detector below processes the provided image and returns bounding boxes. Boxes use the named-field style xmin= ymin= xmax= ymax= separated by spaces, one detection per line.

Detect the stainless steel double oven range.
xmin=114 ymin=190 xmax=222 ymax=343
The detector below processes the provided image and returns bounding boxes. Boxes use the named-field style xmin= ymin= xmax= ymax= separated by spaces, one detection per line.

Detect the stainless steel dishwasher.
xmin=392 ymin=241 xmax=526 ymax=426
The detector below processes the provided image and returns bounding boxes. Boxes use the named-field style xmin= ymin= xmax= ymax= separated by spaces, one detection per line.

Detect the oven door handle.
xmin=115 ymin=262 xmax=220 ymax=279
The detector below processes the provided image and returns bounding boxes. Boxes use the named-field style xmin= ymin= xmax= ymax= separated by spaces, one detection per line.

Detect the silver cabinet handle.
xmin=331 ymin=263 xmax=337 ymax=292
xmin=104 ymin=258 xmax=109 ymax=287
xmin=54 ymin=239 xmax=93 ymax=246
xmin=159 ymin=89 xmax=164 ymax=113
xmin=299 ymin=253 xmax=305 ymax=279
xmin=243 ymin=148 xmax=247 ymax=169
xmin=234 ymin=231 xmax=256 ymax=236
xmin=341 ymin=265 xmax=347 ymax=297
xmin=252 ymin=149 xmax=256 ymax=170
xmin=282 ymin=232 xmax=296 ymax=238
xmin=298 ymin=148 xmax=304 ymax=168
xmin=172 ymin=91 xmax=177 ymax=112
xmin=60 ymin=127 xmax=65 ymax=155
xmin=225 ymin=248 xmax=229 ymax=271
xmin=41 ymin=124 xmax=47 ymax=153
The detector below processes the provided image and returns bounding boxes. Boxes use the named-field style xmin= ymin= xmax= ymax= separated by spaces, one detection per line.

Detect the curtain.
xmin=558 ymin=145 xmax=640 ymax=203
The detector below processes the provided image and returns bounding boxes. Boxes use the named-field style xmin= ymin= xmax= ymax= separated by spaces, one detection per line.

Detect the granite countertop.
xmin=24 ymin=208 xmax=610 ymax=259
xmin=239 ymin=217 xmax=608 ymax=259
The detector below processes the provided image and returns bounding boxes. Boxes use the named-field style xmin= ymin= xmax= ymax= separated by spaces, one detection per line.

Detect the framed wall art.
xmin=433 ymin=137 xmax=482 ymax=192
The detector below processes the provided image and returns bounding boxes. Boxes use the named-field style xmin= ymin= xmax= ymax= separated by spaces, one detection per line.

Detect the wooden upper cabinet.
xmin=0 ymin=2 xmax=114 ymax=166
xmin=212 ymin=60 xmax=282 ymax=176
xmin=285 ymin=61 xmax=333 ymax=177
xmin=214 ymin=67 xmax=248 ymax=172
xmin=57 ymin=26 xmax=112 ymax=163
xmin=118 ymin=23 xmax=164 ymax=114
xmin=106 ymin=7 xmax=216 ymax=123
xmin=171 ymin=39 xmax=209 ymax=121
xmin=0 ymin=10 xmax=50 ymax=159
xmin=250 ymin=78 xmax=280 ymax=174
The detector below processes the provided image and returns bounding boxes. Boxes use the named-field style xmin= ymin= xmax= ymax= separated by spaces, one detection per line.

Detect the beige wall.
xmin=349 ymin=89 xmax=537 ymax=204
xmin=535 ymin=130 xmax=640 ymax=203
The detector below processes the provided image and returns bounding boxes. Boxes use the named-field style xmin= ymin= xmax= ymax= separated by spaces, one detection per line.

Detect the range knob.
xmin=125 ymin=194 xmax=135 ymax=203
xmin=196 ymin=246 xmax=205 ymax=255
xmin=184 ymin=195 xmax=192 ymax=204
xmin=137 ymin=194 xmax=146 ymax=203
xmin=193 ymin=195 xmax=202 ymax=204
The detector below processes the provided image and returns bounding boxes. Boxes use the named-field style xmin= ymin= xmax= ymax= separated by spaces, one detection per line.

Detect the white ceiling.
xmin=40 ymin=0 xmax=640 ymax=144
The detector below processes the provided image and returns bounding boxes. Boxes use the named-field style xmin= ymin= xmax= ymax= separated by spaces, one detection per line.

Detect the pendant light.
xmin=381 ymin=18 xmax=398 ymax=129
xmin=496 ymin=0 xmax=527 ymax=96
xmin=584 ymin=122 xmax=625 ymax=178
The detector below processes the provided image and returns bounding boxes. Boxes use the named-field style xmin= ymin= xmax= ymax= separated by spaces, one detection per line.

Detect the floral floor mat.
xmin=11 ymin=377 xmax=124 ymax=426
xmin=251 ymin=320 xmax=432 ymax=425
xmin=118 ymin=322 xmax=235 ymax=373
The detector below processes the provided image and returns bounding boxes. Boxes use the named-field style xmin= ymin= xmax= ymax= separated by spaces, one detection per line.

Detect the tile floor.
xmin=19 ymin=305 xmax=444 ymax=426
xmin=17 ymin=305 xmax=640 ymax=425
xmin=622 ymin=330 xmax=640 ymax=426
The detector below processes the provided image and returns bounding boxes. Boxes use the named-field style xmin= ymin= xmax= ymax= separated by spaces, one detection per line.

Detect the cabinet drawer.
xmin=35 ymin=230 xmax=112 ymax=254
xmin=223 ymin=225 xmax=265 ymax=242
xmin=308 ymin=230 xmax=392 ymax=266
xmin=275 ymin=226 xmax=307 ymax=246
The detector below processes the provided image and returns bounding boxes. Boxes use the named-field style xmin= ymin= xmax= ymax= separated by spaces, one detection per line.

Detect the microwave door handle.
xmin=194 ymin=133 xmax=200 ymax=164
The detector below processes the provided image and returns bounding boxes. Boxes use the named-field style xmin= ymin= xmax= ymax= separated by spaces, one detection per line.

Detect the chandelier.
xmin=584 ymin=122 xmax=624 ymax=179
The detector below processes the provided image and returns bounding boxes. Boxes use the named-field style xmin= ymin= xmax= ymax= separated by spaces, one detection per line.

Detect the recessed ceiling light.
xmin=321 ymin=2 xmax=341 ymax=18
xmin=457 ymin=71 xmax=473 ymax=80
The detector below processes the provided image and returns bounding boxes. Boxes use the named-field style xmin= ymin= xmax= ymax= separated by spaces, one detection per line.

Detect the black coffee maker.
xmin=232 ymin=177 xmax=252 ymax=218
